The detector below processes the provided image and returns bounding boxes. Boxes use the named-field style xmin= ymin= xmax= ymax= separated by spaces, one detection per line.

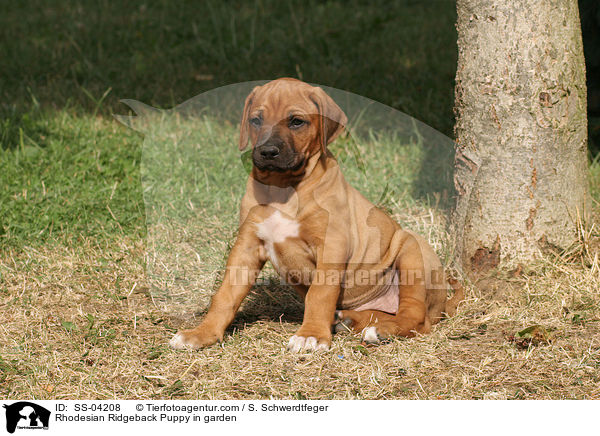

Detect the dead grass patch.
xmin=1 ymin=230 xmax=599 ymax=399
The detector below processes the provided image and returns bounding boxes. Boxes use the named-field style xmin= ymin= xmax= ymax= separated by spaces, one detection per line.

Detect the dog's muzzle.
xmin=252 ymin=142 xmax=304 ymax=172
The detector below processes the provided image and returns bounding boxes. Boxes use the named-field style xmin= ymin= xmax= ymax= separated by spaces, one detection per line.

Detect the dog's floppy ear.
xmin=239 ymin=86 xmax=260 ymax=151
xmin=309 ymin=87 xmax=348 ymax=153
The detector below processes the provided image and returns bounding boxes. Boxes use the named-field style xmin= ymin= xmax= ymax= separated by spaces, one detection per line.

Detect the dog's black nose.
xmin=259 ymin=145 xmax=280 ymax=160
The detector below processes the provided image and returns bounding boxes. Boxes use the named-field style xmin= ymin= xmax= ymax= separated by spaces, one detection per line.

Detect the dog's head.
xmin=239 ymin=78 xmax=347 ymax=179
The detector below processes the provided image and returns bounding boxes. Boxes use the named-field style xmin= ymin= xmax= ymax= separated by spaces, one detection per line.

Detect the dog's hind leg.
xmin=335 ymin=303 xmax=429 ymax=344
xmin=334 ymin=309 xmax=394 ymax=333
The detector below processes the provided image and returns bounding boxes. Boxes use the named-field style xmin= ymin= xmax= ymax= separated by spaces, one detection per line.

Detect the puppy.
xmin=170 ymin=78 xmax=462 ymax=352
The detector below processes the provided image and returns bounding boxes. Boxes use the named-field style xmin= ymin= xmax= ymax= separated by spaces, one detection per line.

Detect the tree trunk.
xmin=453 ymin=0 xmax=589 ymax=275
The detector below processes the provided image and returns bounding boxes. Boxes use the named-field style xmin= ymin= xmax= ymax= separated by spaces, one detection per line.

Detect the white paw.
xmin=169 ymin=333 xmax=191 ymax=350
xmin=287 ymin=335 xmax=329 ymax=353
xmin=361 ymin=326 xmax=380 ymax=344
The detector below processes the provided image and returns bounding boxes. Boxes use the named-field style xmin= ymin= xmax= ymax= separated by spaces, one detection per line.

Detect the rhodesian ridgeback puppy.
xmin=170 ymin=78 xmax=463 ymax=352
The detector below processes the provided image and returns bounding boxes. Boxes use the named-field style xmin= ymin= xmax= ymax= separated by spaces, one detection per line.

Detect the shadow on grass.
xmin=1 ymin=0 xmax=458 ymax=150
xmin=233 ymin=280 xmax=305 ymax=327
xmin=414 ymin=143 xmax=456 ymax=212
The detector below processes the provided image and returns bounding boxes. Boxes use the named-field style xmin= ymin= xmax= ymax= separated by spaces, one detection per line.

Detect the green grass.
xmin=0 ymin=0 xmax=458 ymax=145
xmin=0 ymin=0 xmax=458 ymax=250
xmin=590 ymin=155 xmax=600 ymax=203
xmin=1 ymin=102 xmax=596 ymax=254
xmin=0 ymin=111 xmax=144 ymax=247
xmin=0 ymin=92 xmax=457 ymax=254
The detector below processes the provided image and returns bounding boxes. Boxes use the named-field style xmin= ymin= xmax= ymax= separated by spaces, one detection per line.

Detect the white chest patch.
xmin=256 ymin=211 xmax=300 ymax=269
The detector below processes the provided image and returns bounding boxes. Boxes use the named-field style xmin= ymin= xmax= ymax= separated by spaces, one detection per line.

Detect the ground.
xmin=2 ymin=234 xmax=600 ymax=399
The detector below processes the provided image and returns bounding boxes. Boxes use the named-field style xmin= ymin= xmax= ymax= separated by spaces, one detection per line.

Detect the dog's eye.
xmin=250 ymin=117 xmax=262 ymax=128
xmin=289 ymin=117 xmax=306 ymax=129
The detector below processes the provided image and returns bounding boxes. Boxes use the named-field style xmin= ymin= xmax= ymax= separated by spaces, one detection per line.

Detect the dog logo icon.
xmin=2 ymin=402 xmax=50 ymax=433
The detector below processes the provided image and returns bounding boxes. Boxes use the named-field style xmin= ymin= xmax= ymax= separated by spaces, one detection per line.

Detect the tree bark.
xmin=453 ymin=0 xmax=589 ymax=275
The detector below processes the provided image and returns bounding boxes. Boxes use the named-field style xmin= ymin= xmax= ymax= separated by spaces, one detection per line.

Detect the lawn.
xmin=1 ymin=0 xmax=599 ymax=399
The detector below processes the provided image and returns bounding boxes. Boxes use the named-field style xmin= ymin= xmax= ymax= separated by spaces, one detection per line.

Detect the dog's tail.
xmin=444 ymin=276 xmax=465 ymax=318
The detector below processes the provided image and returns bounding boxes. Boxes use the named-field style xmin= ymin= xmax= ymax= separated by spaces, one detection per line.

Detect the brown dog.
xmin=170 ymin=78 xmax=463 ymax=352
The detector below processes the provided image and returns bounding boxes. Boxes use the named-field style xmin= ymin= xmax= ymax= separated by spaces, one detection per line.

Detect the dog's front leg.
xmin=170 ymin=229 xmax=265 ymax=350
xmin=287 ymin=264 xmax=344 ymax=352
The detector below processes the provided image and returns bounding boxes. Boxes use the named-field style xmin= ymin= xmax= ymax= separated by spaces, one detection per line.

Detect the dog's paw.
xmin=169 ymin=333 xmax=193 ymax=349
xmin=361 ymin=326 xmax=381 ymax=345
xmin=287 ymin=335 xmax=330 ymax=353
xmin=169 ymin=328 xmax=221 ymax=350
xmin=333 ymin=310 xmax=354 ymax=333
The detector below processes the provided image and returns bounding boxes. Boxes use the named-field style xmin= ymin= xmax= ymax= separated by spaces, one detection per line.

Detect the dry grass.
xmin=2 ymin=211 xmax=599 ymax=400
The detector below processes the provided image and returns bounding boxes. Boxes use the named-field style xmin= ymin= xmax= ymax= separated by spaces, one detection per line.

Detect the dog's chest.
xmin=255 ymin=211 xmax=301 ymax=269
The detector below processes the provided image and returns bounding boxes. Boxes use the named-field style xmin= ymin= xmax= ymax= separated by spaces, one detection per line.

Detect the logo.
xmin=2 ymin=402 xmax=50 ymax=434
